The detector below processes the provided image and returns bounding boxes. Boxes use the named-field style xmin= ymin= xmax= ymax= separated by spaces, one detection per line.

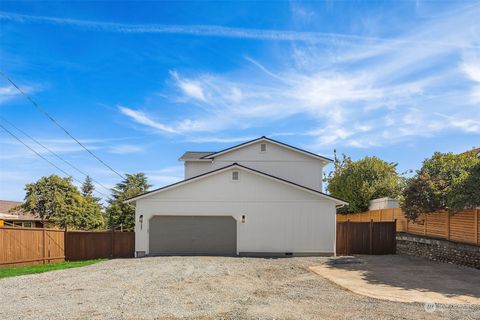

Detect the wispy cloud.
xmin=107 ymin=144 xmax=145 ymax=154
xmin=131 ymin=3 xmax=477 ymax=149
xmin=1 ymin=10 xmax=479 ymax=48
xmin=118 ymin=106 xmax=179 ymax=134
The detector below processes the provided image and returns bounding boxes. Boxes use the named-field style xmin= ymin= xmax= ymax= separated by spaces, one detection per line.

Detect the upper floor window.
xmin=260 ymin=143 xmax=267 ymax=152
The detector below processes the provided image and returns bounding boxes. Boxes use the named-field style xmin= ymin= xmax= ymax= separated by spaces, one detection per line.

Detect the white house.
xmin=125 ymin=136 xmax=347 ymax=257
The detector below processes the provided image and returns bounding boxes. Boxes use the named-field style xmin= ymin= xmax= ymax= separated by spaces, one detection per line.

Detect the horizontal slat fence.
xmin=338 ymin=208 xmax=480 ymax=246
xmin=0 ymin=227 xmax=134 ymax=267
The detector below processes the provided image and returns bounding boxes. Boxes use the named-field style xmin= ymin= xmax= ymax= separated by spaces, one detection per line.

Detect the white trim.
xmin=124 ymin=164 xmax=347 ymax=205
xmin=202 ymin=138 xmax=332 ymax=164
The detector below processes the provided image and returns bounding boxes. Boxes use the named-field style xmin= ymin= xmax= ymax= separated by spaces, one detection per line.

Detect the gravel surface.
xmin=1 ymin=256 xmax=479 ymax=319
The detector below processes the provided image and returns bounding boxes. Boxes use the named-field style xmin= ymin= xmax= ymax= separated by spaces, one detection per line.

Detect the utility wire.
xmin=0 ymin=123 xmax=109 ymax=198
xmin=1 ymin=116 xmax=111 ymax=193
xmin=0 ymin=70 xmax=125 ymax=180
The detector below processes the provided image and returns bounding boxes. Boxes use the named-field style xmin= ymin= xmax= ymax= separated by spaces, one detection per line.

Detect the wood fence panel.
xmin=336 ymin=221 xmax=396 ymax=255
xmin=114 ymin=232 xmax=135 ymax=258
xmin=1 ymin=227 xmax=134 ymax=267
xmin=0 ymin=227 xmax=64 ymax=267
xmin=425 ymin=212 xmax=448 ymax=239
xmin=65 ymin=231 xmax=135 ymax=261
xmin=372 ymin=222 xmax=397 ymax=255
xmin=449 ymin=210 xmax=476 ymax=244
xmin=338 ymin=208 xmax=479 ymax=246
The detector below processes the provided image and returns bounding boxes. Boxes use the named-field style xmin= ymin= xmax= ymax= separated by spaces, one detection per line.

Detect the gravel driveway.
xmin=1 ymin=256 xmax=479 ymax=319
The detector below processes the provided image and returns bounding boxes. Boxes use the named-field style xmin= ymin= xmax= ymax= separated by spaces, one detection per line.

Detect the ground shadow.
xmin=324 ymin=255 xmax=480 ymax=299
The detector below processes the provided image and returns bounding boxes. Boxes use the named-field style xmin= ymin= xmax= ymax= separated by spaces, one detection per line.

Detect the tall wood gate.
xmin=336 ymin=220 xmax=396 ymax=255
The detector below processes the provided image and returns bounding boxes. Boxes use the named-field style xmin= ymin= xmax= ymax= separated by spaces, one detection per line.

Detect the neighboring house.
xmin=462 ymin=147 xmax=480 ymax=158
xmin=368 ymin=197 xmax=400 ymax=211
xmin=126 ymin=136 xmax=347 ymax=257
xmin=0 ymin=200 xmax=44 ymax=228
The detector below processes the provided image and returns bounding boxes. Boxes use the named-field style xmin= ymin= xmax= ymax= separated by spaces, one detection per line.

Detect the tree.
xmin=81 ymin=175 xmax=95 ymax=197
xmin=21 ymin=175 xmax=106 ymax=230
xmin=78 ymin=176 xmax=105 ymax=230
xmin=324 ymin=152 xmax=403 ymax=213
xmin=106 ymin=173 xmax=151 ymax=230
xmin=402 ymin=152 xmax=480 ymax=220
xmin=21 ymin=175 xmax=84 ymax=228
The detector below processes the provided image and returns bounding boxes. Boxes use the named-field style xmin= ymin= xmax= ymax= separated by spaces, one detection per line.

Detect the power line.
xmin=1 ymin=116 xmax=111 ymax=193
xmin=0 ymin=70 xmax=125 ymax=180
xmin=0 ymin=123 xmax=109 ymax=198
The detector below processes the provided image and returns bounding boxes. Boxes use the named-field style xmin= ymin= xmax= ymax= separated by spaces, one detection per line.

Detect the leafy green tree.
xmin=21 ymin=175 xmax=106 ymax=230
xmin=78 ymin=176 xmax=105 ymax=230
xmin=106 ymin=173 xmax=151 ymax=229
xmin=21 ymin=175 xmax=84 ymax=228
xmin=324 ymin=152 xmax=403 ymax=213
xmin=402 ymin=152 xmax=480 ymax=220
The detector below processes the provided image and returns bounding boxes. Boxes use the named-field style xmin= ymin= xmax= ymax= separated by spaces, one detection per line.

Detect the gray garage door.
xmin=149 ymin=216 xmax=237 ymax=255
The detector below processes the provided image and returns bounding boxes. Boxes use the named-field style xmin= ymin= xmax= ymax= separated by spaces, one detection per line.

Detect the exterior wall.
xmin=397 ymin=233 xmax=480 ymax=270
xmin=135 ymin=167 xmax=336 ymax=256
xmin=184 ymin=141 xmax=326 ymax=191
xmin=368 ymin=197 xmax=400 ymax=210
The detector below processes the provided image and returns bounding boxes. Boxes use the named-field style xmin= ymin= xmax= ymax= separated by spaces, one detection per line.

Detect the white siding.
xmin=135 ymin=167 xmax=336 ymax=255
xmin=184 ymin=141 xmax=325 ymax=191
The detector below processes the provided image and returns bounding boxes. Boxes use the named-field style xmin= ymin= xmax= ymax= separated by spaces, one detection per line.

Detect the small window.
xmin=232 ymin=171 xmax=239 ymax=181
xmin=260 ymin=143 xmax=267 ymax=152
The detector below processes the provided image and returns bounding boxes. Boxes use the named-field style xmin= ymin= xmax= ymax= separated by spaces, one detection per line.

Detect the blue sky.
xmin=1 ymin=1 xmax=479 ymax=201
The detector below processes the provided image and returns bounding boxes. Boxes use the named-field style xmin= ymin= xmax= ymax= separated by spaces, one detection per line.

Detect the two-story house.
xmin=126 ymin=136 xmax=347 ymax=257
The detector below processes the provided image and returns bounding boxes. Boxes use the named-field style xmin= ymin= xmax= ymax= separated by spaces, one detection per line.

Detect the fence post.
xmin=424 ymin=214 xmax=427 ymax=236
xmin=43 ymin=226 xmax=47 ymax=264
xmin=346 ymin=220 xmax=350 ymax=256
xmin=64 ymin=225 xmax=68 ymax=262
xmin=111 ymin=226 xmax=115 ymax=259
xmin=393 ymin=219 xmax=397 ymax=254
xmin=369 ymin=219 xmax=373 ymax=255
xmin=446 ymin=212 xmax=450 ymax=241
xmin=475 ymin=209 xmax=479 ymax=245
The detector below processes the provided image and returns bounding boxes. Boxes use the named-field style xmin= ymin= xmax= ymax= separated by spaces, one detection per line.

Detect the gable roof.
xmin=124 ymin=163 xmax=347 ymax=205
xmin=198 ymin=136 xmax=332 ymax=163
xmin=179 ymin=151 xmax=215 ymax=161
xmin=0 ymin=200 xmax=41 ymax=221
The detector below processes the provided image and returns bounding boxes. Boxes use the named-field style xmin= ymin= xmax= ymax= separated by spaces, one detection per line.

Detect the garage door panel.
xmin=149 ymin=216 xmax=236 ymax=255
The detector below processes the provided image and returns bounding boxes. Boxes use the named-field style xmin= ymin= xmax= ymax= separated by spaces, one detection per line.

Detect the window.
xmin=232 ymin=171 xmax=239 ymax=181
xmin=260 ymin=143 xmax=267 ymax=152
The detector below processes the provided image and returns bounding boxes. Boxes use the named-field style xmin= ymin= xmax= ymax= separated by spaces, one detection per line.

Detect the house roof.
xmin=124 ymin=163 xmax=348 ymax=205
xmin=199 ymin=136 xmax=333 ymax=163
xmin=179 ymin=151 xmax=215 ymax=161
xmin=0 ymin=200 xmax=41 ymax=221
xmin=461 ymin=147 xmax=480 ymax=158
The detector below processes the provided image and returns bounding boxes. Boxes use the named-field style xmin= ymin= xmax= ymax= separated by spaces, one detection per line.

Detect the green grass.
xmin=0 ymin=259 xmax=107 ymax=279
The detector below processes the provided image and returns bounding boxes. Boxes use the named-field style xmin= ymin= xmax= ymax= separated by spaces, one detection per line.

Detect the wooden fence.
xmin=0 ymin=227 xmax=134 ymax=267
xmin=0 ymin=227 xmax=65 ymax=267
xmin=337 ymin=208 xmax=480 ymax=246
xmin=65 ymin=230 xmax=135 ymax=261
xmin=336 ymin=221 xmax=397 ymax=255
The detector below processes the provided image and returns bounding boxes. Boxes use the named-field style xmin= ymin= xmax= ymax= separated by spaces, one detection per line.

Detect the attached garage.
xmin=127 ymin=163 xmax=347 ymax=257
xmin=148 ymin=216 xmax=237 ymax=255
